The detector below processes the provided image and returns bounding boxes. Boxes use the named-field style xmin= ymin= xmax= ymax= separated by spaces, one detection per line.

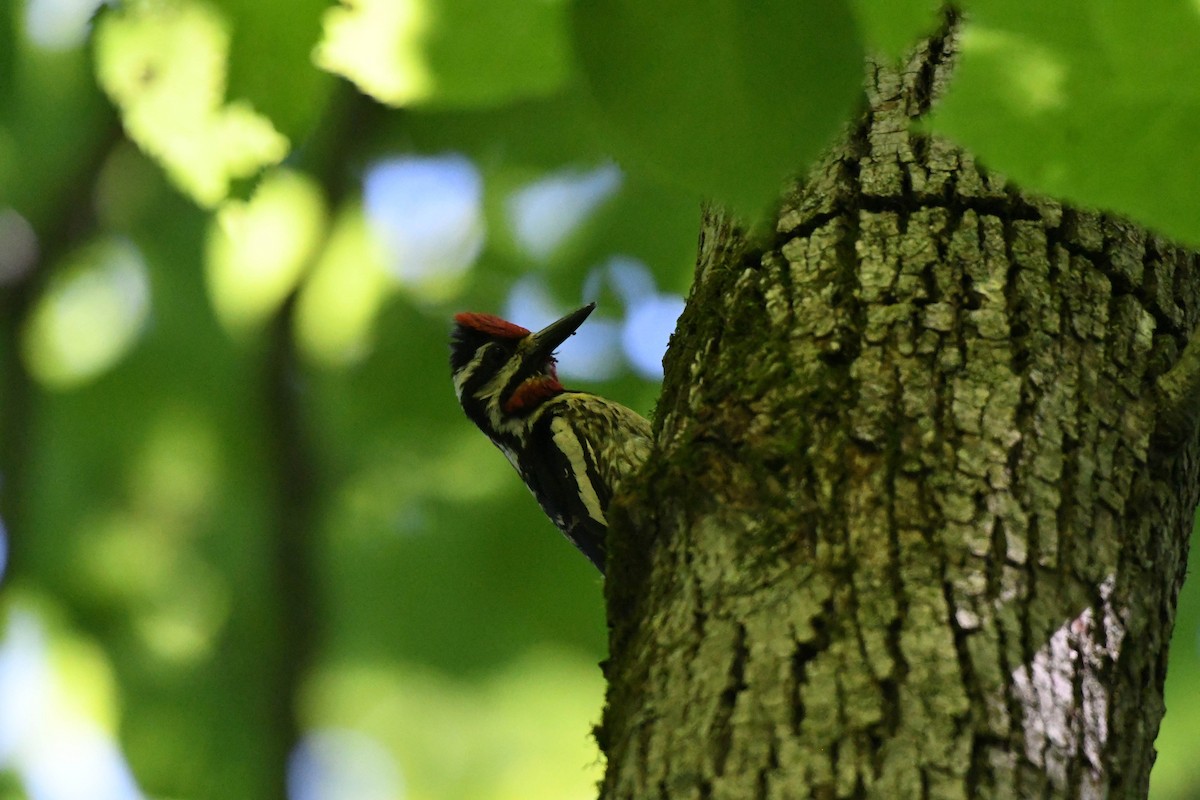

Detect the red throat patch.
xmin=454 ymin=312 xmax=530 ymax=340
xmin=504 ymin=376 xmax=564 ymax=413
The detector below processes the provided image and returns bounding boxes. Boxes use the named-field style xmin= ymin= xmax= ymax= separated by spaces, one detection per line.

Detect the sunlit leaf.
xmin=295 ymin=203 xmax=393 ymax=367
xmin=21 ymin=237 xmax=150 ymax=390
xmin=93 ymin=0 xmax=289 ymax=207
xmin=316 ymin=0 xmax=572 ymax=109
xmin=205 ymin=168 xmax=327 ymax=333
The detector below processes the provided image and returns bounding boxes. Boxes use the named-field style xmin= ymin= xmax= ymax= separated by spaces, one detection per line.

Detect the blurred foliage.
xmin=570 ymin=0 xmax=863 ymax=215
xmin=1155 ymin=521 xmax=1200 ymax=799
xmin=849 ymin=0 xmax=942 ymax=60
xmin=94 ymin=0 xmax=290 ymax=207
xmin=317 ymin=0 xmax=572 ymax=109
xmin=0 ymin=1 xmax=1198 ymax=800
xmin=930 ymin=0 xmax=1200 ymax=245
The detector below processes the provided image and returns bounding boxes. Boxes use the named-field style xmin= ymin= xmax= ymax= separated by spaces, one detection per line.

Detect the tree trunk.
xmin=599 ymin=24 xmax=1200 ymax=800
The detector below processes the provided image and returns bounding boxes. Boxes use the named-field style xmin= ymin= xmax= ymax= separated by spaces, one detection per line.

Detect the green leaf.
xmin=0 ymin=2 xmax=14 ymax=101
xmin=22 ymin=237 xmax=151 ymax=390
xmin=849 ymin=0 xmax=942 ymax=60
xmin=0 ymin=40 xmax=111 ymax=228
xmin=316 ymin=0 xmax=572 ymax=109
xmin=406 ymin=92 xmax=606 ymax=171
xmin=93 ymin=0 xmax=289 ymax=208
xmin=571 ymin=0 xmax=863 ymax=215
xmin=212 ymin=0 xmax=334 ymax=140
xmin=928 ymin=0 xmax=1200 ymax=245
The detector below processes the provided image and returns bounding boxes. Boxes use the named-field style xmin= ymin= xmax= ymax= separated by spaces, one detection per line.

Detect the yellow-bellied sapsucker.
xmin=450 ymin=303 xmax=651 ymax=574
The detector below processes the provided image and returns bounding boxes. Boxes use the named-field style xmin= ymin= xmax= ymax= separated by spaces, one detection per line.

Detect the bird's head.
xmin=451 ymin=302 xmax=595 ymax=432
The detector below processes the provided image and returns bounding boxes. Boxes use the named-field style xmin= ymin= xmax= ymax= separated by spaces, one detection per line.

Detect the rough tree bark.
xmin=599 ymin=23 xmax=1200 ymax=800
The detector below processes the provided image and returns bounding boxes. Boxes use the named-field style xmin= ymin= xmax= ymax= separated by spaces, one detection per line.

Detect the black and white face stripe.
xmin=452 ymin=341 xmax=514 ymax=401
xmin=453 ymin=343 xmax=517 ymax=426
xmin=451 ymin=337 xmax=557 ymax=463
xmin=452 ymin=330 xmax=559 ymax=418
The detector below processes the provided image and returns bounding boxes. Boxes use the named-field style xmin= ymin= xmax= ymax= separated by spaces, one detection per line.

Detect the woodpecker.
xmin=450 ymin=303 xmax=652 ymax=574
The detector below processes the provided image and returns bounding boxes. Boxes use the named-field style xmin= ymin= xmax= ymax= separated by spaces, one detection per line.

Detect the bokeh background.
xmin=1 ymin=2 xmax=1198 ymax=799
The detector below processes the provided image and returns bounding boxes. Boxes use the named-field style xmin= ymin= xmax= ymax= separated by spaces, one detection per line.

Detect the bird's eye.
xmin=482 ymin=344 xmax=508 ymax=369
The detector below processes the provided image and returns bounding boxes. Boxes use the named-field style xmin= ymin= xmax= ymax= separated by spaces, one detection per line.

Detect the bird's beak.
xmin=524 ymin=302 xmax=596 ymax=369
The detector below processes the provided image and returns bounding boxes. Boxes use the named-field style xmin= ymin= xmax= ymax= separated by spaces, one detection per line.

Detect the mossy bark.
xmin=599 ymin=27 xmax=1200 ymax=800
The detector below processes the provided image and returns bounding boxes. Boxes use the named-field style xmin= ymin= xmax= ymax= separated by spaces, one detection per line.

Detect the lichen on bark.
xmin=600 ymin=22 xmax=1200 ymax=800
